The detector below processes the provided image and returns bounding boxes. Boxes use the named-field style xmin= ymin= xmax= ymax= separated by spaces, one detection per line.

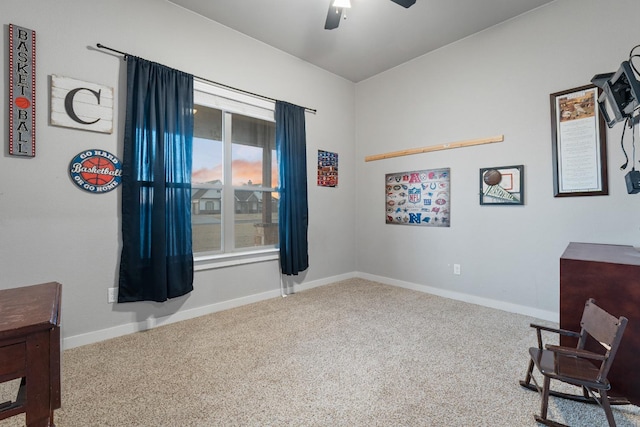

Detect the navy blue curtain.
xmin=276 ymin=101 xmax=309 ymax=275
xmin=118 ymin=56 xmax=194 ymax=302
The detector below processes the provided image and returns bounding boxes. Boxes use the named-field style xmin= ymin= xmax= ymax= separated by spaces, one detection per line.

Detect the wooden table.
xmin=560 ymin=243 xmax=640 ymax=405
xmin=0 ymin=282 xmax=62 ymax=426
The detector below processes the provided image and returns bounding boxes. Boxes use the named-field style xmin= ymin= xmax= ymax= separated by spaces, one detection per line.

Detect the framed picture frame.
xmin=317 ymin=149 xmax=338 ymax=187
xmin=550 ymin=84 xmax=608 ymax=197
xmin=385 ymin=168 xmax=450 ymax=227
xmin=479 ymin=165 xmax=524 ymax=205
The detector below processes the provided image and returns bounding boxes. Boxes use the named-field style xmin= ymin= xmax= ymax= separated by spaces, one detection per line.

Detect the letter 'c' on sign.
xmin=64 ymin=88 xmax=101 ymax=125
xmin=50 ymin=75 xmax=113 ymax=134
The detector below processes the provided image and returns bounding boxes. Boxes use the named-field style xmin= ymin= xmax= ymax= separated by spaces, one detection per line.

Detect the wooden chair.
xmin=520 ymin=298 xmax=628 ymax=427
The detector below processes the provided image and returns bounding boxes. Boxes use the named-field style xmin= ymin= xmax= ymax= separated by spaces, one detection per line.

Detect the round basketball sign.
xmin=69 ymin=149 xmax=122 ymax=193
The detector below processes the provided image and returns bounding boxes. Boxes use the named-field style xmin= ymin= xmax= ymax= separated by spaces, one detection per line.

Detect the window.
xmin=192 ymin=82 xmax=278 ymax=258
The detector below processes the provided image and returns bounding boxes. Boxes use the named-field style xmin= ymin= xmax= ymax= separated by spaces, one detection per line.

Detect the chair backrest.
xmin=577 ymin=298 xmax=628 ymax=381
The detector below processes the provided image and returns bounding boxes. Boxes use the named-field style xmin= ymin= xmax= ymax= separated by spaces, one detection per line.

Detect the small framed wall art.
xmin=317 ymin=150 xmax=338 ymax=187
xmin=479 ymin=165 xmax=524 ymax=205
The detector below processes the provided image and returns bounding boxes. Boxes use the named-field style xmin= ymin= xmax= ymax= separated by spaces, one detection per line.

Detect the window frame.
xmin=192 ymin=81 xmax=279 ymax=271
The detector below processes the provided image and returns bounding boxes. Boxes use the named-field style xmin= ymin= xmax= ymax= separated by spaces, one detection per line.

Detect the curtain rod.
xmin=96 ymin=43 xmax=317 ymax=114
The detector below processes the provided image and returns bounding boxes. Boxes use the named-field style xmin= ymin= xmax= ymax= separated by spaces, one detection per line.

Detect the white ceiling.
xmin=168 ymin=0 xmax=555 ymax=83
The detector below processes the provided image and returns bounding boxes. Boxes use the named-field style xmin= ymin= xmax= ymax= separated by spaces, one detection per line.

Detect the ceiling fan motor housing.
xmin=325 ymin=0 xmax=416 ymax=30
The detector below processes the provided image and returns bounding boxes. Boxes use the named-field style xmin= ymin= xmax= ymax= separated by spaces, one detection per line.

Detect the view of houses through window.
xmin=191 ymin=102 xmax=278 ymax=255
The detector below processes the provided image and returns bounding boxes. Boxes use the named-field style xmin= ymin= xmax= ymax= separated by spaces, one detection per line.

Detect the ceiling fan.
xmin=324 ymin=0 xmax=416 ymax=30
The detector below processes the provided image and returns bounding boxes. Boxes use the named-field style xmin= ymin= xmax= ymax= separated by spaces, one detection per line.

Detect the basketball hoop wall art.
xmin=69 ymin=150 xmax=122 ymax=193
xmin=479 ymin=165 xmax=524 ymax=205
xmin=385 ymin=168 xmax=450 ymax=227
xmin=9 ymin=24 xmax=36 ymax=157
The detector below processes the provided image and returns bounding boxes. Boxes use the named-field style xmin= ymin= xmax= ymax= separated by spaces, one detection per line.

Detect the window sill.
xmin=194 ymin=248 xmax=279 ymax=271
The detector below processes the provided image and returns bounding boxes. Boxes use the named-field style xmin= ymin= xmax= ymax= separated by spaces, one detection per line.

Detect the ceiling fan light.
xmin=333 ymin=0 xmax=351 ymax=8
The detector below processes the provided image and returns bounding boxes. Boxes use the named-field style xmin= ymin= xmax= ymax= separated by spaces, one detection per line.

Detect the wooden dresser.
xmin=560 ymin=243 xmax=640 ymax=405
xmin=0 ymin=282 xmax=62 ymax=426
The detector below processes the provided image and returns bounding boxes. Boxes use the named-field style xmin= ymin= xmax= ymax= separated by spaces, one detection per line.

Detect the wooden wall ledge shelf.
xmin=364 ymin=135 xmax=504 ymax=162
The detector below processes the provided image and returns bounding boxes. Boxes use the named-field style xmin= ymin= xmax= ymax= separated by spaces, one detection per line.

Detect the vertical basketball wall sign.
xmin=9 ymin=24 xmax=36 ymax=157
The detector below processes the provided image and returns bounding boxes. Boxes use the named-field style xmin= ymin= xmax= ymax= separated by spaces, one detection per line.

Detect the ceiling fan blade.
xmin=390 ymin=0 xmax=416 ymax=7
xmin=324 ymin=4 xmax=343 ymax=30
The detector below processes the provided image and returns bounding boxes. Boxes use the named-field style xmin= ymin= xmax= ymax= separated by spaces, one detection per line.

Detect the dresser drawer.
xmin=0 ymin=342 xmax=26 ymax=381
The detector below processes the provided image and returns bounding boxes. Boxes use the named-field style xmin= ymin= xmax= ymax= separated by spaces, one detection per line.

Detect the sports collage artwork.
xmin=317 ymin=150 xmax=338 ymax=187
xmin=385 ymin=168 xmax=450 ymax=227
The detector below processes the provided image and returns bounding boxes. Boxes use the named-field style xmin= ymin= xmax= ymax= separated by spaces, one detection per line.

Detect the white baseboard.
xmin=63 ymin=288 xmax=282 ymax=349
xmin=63 ymin=271 xmax=358 ymax=350
xmin=292 ymin=271 xmax=358 ymax=293
xmin=355 ymin=272 xmax=559 ymax=323
xmin=63 ymin=270 xmax=555 ymax=349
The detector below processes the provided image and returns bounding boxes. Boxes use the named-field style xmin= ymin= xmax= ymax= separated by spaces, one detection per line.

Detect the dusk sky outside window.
xmin=192 ymin=137 xmax=222 ymax=184
xmin=192 ymin=138 xmax=277 ymax=187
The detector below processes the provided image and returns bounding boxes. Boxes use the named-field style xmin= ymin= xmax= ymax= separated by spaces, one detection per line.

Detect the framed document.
xmin=550 ymin=84 xmax=608 ymax=197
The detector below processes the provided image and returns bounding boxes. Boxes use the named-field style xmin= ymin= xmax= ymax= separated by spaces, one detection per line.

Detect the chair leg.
xmin=600 ymin=389 xmax=617 ymax=427
xmin=519 ymin=359 xmax=539 ymax=393
xmin=540 ymin=376 xmax=551 ymax=420
xmin=534 ymin=376 xmax=567 ymax=427
xmin=523 ymin=359 xmax=534 ymax=385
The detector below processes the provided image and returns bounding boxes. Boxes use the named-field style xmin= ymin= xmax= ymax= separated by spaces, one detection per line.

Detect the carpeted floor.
xmin=1 ymin=278 xmax=639 ymax=426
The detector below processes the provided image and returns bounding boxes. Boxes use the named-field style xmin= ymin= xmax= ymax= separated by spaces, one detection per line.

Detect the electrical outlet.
xmin=107 ymin=287 xmax=117 ymax=303
xmin=453 ymin=264 xmax=461 ymax=275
